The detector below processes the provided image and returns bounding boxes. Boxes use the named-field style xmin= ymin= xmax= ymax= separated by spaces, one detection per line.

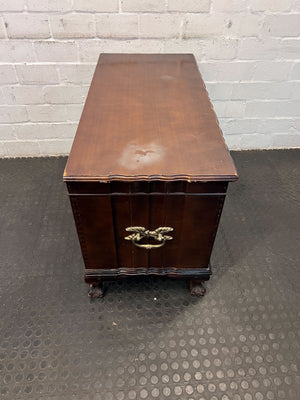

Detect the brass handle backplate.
xmin=124 ymin=226 xmax=173 ymax=250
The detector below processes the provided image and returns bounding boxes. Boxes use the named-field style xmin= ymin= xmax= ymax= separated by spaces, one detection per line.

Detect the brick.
xmin=290 ymin=63 xmax=300 ymax=80
xmin=16 ymin=64 xmax=59 ymax=85
xmin=220 ymin=118 xmax=296 ymax=135
xmin=0 ymin=90 xmax=7 ymax=104
xmin=290 ymin=82 xmax=300 ymax=100
xmin=167 ymin=0 xmax=211 ymax=12
xmin=164 ymin=39 xmax=204 ymax=61
xmin=50 ymin=13 xmax=95 ymax=39
xmin=27 ymin=0 xmax=73 ymax=12
xmin=207 ymin=82 xmax=292 ymax=101
xmin=252 ymin=61 xmax=293 ymax=81
xmin=0 ymin=0 xmax=24 ymax=11
xmin=4 ymin=140 xmax=40 ymax=157
xmin=96 ymin=14 xmax=138 ymax=39
xmin=241 ymin=134 xmax=274 ymax=149
xmin=34 ymin=41 xmax=78 ymax=62
xmin=0 ymin=106 xmax=28 ymax=123
xmin=57 ymin=64 xmax=95 ymax=84
xmin=122 ymin=0 xmax=166 ymax=12
xmin=43 ymin=85 xmax=89 ymax=104
xmin=206 ymin=82 xmax=233 ymax=100
xmin=78 ymin=39 xmax=164 ymax=62
xmin=66 ymin=104 xmax=83 ymax=121
xmin=73 ymin=0 xmax=119 ymax=12
xmin=250 ymin=0 xmax=293 ymax=12
xmin=3 ymin=13 xmax=50 ymax=39
xmin=222 ymin=134 xmax=241 ymax=150
xmin=239 ymin=82 xmax=293 ymax=100
xmin=264 ymin=15 xmax=300 ymax=37
xmin=271 ymin=134 xmax=300 ymax=148
xmin=184 ymin=14 xmax=230 ymax=38
xmin=279 ymin=38 xmax=300 ymax=59
xmin=224 ymin=134 xmax=272 ymax=150
xmin=269 ymin=119 xmax=298 ymax=134
xmin=26 ymin=105 xmax=67 ymax=122
xmin=237 ymin=38 xmax=280 ymax=60
xmin=0 ymin=125 xmax=17 ymax=140
xmin=0 ymin=40 xmax=35 ymax=62
xmin=245 ymin=101 xmax=300 ymax=117
xmin=204 ymin=38 xmax=238 ymax=60
xmin=3 ymin=86 xmax=44 ymax=105
xmin=0 ymin=16 xmax=6 ymax=38
xmin=213 ymin=100 xmax=246 ymax=118
xmin=39 ymin=139 xmax=73 ymax=155
xmin=294 ymin=119 xmax=300 ymax=131
xmin=77 ymin=39 xmax=111 ymax=62
xmin=0 ymin=65 xmax=18 ymax=84
xmin=229 ymin=14 xmax=264 ymax=37
xmin=292 ymin=0 xmax=300 ymax=10
xmin=199 ymin=61 xmax=256 ymax=81
xmin=0 ymin=88 xmax=5 ymax=104
xmin=14 ymin=123 xmax=76 ymax=139
xmin=139 ymin=14 xmax=181 ymax=39
xmin=0 ymin=142 xmax=8 ymax=157
xmin=212 ymin=0 xmax=248 ymax=12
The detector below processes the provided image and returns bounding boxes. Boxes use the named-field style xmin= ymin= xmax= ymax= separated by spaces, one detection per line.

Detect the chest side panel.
xmin=70 ymin=195 xmax=117 ymax=269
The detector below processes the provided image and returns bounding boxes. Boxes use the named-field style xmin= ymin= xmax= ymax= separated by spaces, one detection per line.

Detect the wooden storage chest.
xmin=64 ymin=54 xmax=238 ymax=297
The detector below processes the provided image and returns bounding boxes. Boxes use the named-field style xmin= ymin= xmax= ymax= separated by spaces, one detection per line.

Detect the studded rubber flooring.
xmin=0 ymin=150 xmax=299 ymax=400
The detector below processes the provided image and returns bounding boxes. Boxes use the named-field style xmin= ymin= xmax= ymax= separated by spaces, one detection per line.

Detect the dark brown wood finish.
xmin=64 ymin=54 xmax=238 ymax=183
xmin=69 ymin=195 xmax=117 ymax=269
xmin=64 ymin=54 xmax=238 ymax=297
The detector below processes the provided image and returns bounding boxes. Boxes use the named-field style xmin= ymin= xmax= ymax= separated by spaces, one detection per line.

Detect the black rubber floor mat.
xmin=0 ymin=150 xmax=299 ymax=399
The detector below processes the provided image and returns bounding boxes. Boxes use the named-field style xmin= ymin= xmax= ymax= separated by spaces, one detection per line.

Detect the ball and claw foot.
xmin=88 ymin=283 xmax=104 ymax=298
xmin=190 ymin=279 xmax=206 ymax=296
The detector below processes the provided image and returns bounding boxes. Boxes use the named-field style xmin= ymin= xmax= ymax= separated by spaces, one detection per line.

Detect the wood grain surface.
xmin=64 ymin=54 xmax=238 ymax=183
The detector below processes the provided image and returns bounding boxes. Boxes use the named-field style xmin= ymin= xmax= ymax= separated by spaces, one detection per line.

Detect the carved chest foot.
xmin=88 ymin=283 xmax=104 ymax=298
xmin=190 ymin=279 xmax=206 ymax=297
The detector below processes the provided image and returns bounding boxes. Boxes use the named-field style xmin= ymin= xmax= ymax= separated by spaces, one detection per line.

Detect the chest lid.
xmin=64 ymin=54 xmax=238 ymax=183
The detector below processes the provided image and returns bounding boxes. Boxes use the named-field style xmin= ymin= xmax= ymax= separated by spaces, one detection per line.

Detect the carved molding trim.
xmin=85 ymin=266 xmax=212 ymax=278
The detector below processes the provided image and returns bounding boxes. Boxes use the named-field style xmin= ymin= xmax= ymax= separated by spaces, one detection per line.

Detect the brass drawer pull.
xmin=125 ymin=226 xmax=173 ymax=250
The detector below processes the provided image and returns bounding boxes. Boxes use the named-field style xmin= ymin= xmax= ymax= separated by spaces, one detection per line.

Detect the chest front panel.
xmin=69 ymin=183 xmax=227 ymax=272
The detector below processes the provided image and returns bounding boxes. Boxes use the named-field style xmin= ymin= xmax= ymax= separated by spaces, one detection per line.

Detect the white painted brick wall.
xmin=96 ymin=14 xmax=138 ymax=39
xmin=3 ymin=85 xmax=45 ymax=104
xmin=26 ymin=105 xmax=67 ymax=122
xmin=212 ymin=0 xmax=248 ymax=13
xmin=50 ymin=13 xmax=95 ymax=39
xmin=0 ymin=106 xmax=28 ymax=123
xmin=0 ymin=17 xmax=6 ymax=38
xmin=3 ymin=13 xmax=51 ymax=38
xmin=16 ymin=64 xmax=59 ymax=84
xmin=27 ymin=0 xmax=73 ymax=13
xmin=0 ymin=65 xmax=18 ymax=84
xmin=0 ymin=0 xmax=299 ymax=157
xmin=139 ymin=14 xmax=181 ymax=38
xmin=0 ymin=40 xmax=35 ymax=62
xmin=34 ymin=41 xmax=78 ymax=62
xmin=57 ymin=64 xmax=95 ymax=84
xmin=250 ymin=0 xmax=293 ymax=12
xmin=73 ymin=0 xmax=119 ymax=13
xmin=167 ymin=0 xmax=210 ymax=13
xmin=0 ymin=0 xmax=24 ymax=12
xmin=122 ymin=0 xmax=165 ymax=13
